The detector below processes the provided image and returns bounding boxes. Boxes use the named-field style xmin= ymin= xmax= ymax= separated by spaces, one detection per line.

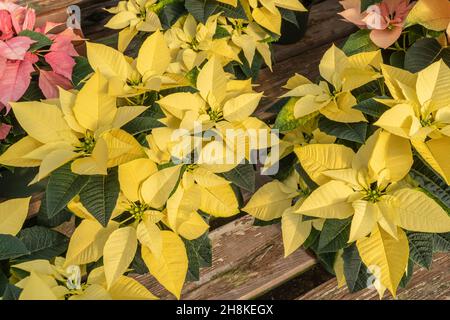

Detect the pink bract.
xmin=0 ymin=52 xmax=37 ymax=112
xmin=339 ymin=0 xmax=415 ymax=48
xmin=39 ymin=69 xmax=73 ymax=99
xmin=0 ymin=122 xmax=11 ymax=140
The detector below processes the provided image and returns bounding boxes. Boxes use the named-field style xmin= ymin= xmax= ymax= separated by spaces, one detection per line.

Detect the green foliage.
xmin=184 ymin=233 xmax=212 ymax=282
xmin=319 ymin=117 xmax=368 ymax=144
xmin=407 ymin=232 xmax=433 ymax=269
xmin=273 ymin=98 xmax=318 ymax=132
xmin=0 ymin=235 xmax=29 ymax=260
xmin=15 ymin=226 xmax=69 ymax=263
xmin=46 ymin=163 xmax=90 ymax=219
xmin=221 ymin=163 xmax=256 ymax=192
xmin=404 ymin=38 xmax=450 ymax=73
xmin=317 ymin=218 xmax=352 ymax=253
xmin=79 ymin=169 xmax=120 ymax=227
xmin=18 ymin=30 xmax=52 ymax=52
xmin=342 ymin=29 xmax=378 ymax=55
xmin=342 ymin=244 xmax=370 ymax=292
xmin=72 ymin=56 xmax=94 ymax=89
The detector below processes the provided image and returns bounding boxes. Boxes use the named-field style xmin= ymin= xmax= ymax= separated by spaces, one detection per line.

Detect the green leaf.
xmin=2 ymin=283 xmax=22 ymax=300
xmin=433 ymin=233 xmax=450 ymax=252
xmin=183 ymin=233 xmax=212 ymax=282
xmin=404 ymin=38 xmax=450 ymax=73
xmin=390 ymin=51 xmax=405 ymax=69
xmin=159 ymin=1 xmax=186 ymax=29
xmin=122 ymin=116 xmax=165 ymax=135
xmin=130 ymin=245 xmax=149 ymax=274
xmin=295 ymin=162 xmax=319 ymax=191
xmin=0 ymin=167 xmax=46 ymax=198
xmin=279 ymin=8 xmax=299 ymax=28
xmin=15 ymin=226 xmax=68 ymax=263
xmin=361 ymin=0 xmax=381 ymax=10
xmin=273 ymin=97 xmax=318 ymax=132
xmin=184 ymin=0 xmax=217 ymax=23
xmin=353 ymin=97 xmax=390 ymax=118
xmin=214 ymin=26 xmax=232 ymax=39
xmin=0 ymin=269 xmax=7 ymax=295
xmin=0 ymin=235 xmax=29 ymax=260
xmin=342 ymin=29 xmax=378 ymax=55
xmin=79 ymin=169 xmax=120 ymax=227
xmin=342 ymin=243 xmax=370 ymax=292
xmin=72 ymin=56 xmax=94 ymax=90
xmin=18 ymin=30 xmax=52 ymax=51
xmin=406 ymin=232 xmax=433 ymax=269
xmin=302 ymin=228 xmax=320 ymax=249
xmin=319 ymin=117 xmax=367 ymax=144
xmin=317 ymin=218 xmax=352 ymax=253
xmin=316 ymin=252 xmax=336 ymax=274
xmin=253 ymin=217 xmax=281 ymax=226
xmin=37 ymin=201 xmax=72 ymax=228
xmin=20 ymin=81 xmax=45 ymax=102
xmin=46 ymin=163 xmax=90 ymax=218
xmin=221 ymin=163 xmax=256 ymax=192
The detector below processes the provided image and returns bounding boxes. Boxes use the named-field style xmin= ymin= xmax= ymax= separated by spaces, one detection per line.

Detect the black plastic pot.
xmin=277 ymin=0 xmax=314 ymax=45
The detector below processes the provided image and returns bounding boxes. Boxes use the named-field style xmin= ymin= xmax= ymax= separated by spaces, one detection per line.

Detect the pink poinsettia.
xmin=0 ymin=1 xmax=82 ymax=141
xmin=0 ymin=0 xmax=35 ymax=36
xmin=0 ymin=1 xmax=81 ymax=109
xmin=339 ymin=0 xmax=415 ymax=49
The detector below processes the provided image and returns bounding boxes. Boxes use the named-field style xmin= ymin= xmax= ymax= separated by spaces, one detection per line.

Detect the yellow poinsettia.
xmin=64 ymin=158 xmax=208 ymax=299
xmin=295 ymin=129 xmax=450 ymax=296
xmin=242 ymin=170 xmax=324 ymax=257
xmin=218 ymin=17 xmax=273 ymax=70
xmin=281 ymin=45 xmax=382 ymax=123
xmin=105 ymin=0 xmax=164 ymax=51
xmin=406 ymin=0 xmax=450 ymax=31
xmin=263 ymin=116 xmax=335 ymax=173
xmin=0 ymin=72 xmax=146 ymax=181
xmin=374 ymin=60 xmax=450 ymax=184
xmin=157 ymin=56 xmax=269 ymax=156
xmin=11 ymin=259 xmax=156 ymax=300
xmin=0 ymin=197 xmax=30 ymax=236
xmin=220 ymin=0 xmax=307 ymax=35
xmin=143 ymin=130 xmax=241 ymax=218
xmin=87 ymin=30 xmax=185 ymax=98
xmin=164 ymin=14 xmax=241 ymax=73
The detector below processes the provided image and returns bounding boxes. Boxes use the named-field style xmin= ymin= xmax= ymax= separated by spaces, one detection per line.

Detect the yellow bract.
xmin=0 ymin=72 xmax=146 ymax=181
xmin=165 ymin=14 xmax=241 ymax=73
xmin=14 ymin=259 xmax=156 ymax=300
xmin=105 ymin=0 xmax=162 ymax=51
xmin=406 ymin=0 xmax=450 ymax=31
xmin=375 ymin=60 xmax=450 ymax=184
xmin=293 ymin=130 xmax=450 ymax=296
xmin=87 ymin=30 xmax=181 ymax=97
xmin=0 ymin=197 xmax=31 ymax=236
xmin=282 ymin=45 xmax=381 ymax=123
xmin=244 ymin=0 xmax=307 ymax=34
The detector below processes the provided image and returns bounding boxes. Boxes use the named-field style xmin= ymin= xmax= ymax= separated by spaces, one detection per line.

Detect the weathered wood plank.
xmin=298 ymin=253 xmax=450 ymax=300
xmin=134 ymin=215 xmax=317 ymax=300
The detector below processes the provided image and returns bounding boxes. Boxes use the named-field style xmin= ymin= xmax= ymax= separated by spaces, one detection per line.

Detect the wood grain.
xmin=298 ymin=253 xmax=450 ymax=300
xmin=133 ymin=215 xmax=317 ymax=300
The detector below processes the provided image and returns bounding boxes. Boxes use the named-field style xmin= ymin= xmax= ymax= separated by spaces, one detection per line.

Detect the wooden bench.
xmin=24 ymin=0 xmax=449 ymax=300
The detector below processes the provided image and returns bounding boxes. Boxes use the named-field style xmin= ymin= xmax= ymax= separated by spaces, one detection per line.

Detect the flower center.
xmin=362 ymin=184 xmax=385 ymax=203
xmin=128 ymin=202 xmax=150 ymax=221
xmin=75 ymin=132 xmax=96 ymax=155
xmin=208 ymin=109 xmax=223 ymax=122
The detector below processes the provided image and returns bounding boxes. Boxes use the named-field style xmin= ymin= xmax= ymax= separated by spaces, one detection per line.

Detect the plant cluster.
xmin=0 ymin=0 xmax=449 ymax=300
